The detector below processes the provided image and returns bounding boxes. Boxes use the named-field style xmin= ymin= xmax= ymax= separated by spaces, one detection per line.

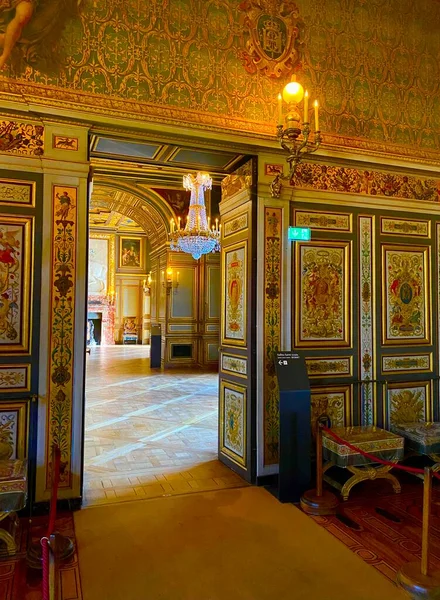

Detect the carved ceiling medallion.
xmin=239 ymin=0 xmax=301 ymax=78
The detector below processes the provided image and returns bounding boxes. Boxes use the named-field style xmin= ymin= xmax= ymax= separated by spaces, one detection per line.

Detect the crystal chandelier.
xmin=169 ymin=172 xmax=221 ymax=260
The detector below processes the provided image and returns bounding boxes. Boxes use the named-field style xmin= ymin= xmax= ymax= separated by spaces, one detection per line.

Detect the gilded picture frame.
xmin=381 ymin=353 xmax=433 ymax=375
xmin=119 ymin=236 xmax=144 ymax=271
xmin=0 ymin=215 xmax=33 ymax=355
xmin=0 ymin=399 xmax=30 ymax=459
xmin=221 ymin=241 xmax=247 ymax=347
xmin=381 ymin=244 xmax=430 ymax=346
xmin=219 ymin=380 xmax=247 ymax=468
xmin=294 ymin=240 xmax=351 ymax=348
xmin=384 ymin=380 xmax=432 ymax=429
xmin=0 ymin=179 xmax=36 ymax=208
xmin=0 ymin=364 xmax=31 ymax=392
xmin=88 ymin=233 xmax=116 ymax=296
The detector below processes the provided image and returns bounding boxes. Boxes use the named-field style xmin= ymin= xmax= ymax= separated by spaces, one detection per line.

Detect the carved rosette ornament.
xmin=239 ymin=0 xmax=301 ymax=78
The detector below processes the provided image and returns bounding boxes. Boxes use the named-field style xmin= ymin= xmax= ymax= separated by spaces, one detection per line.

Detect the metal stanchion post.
xmin=397 ymin=467 xmax=440 ymax=598
xmin=300 ymin=419 xmax=339 ymax=516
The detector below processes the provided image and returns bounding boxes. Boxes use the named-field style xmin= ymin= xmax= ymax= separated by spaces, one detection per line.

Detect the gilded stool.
xmin=391 ymin=421 xmax=440 ymax=472
xmin=0 ymin=459 xmax=27 ymax=555
xmin=322 ymin=426 xmax=404 ymax=501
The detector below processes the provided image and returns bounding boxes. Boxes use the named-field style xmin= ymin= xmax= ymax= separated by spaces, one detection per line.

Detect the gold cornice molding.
xmin=1 ymin=86 xmax=440 ymax=170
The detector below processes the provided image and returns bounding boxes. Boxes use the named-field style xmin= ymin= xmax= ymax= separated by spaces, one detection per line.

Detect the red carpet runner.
xmin=311 ymin=476 xmax=440 ymax=583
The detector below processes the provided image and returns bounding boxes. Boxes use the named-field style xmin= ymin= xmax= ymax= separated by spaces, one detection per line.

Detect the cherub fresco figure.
xmin=0 ymin=1 xmax=34 ymax=70
xmin=0 ymin=0 xmax=82 ymax=70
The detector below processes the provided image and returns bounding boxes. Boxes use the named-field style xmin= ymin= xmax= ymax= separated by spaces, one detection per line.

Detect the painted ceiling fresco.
xmin=1 ymin=0 xmax=440 ymax=157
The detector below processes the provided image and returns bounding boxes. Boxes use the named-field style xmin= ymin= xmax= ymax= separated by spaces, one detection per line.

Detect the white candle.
xmin=215 ymin=218 xmax=219 ymax=232
xmin=314 ymin=100 xmax=319 ymax=131
xmin=178 ymin=216 xmax=181 ymax=230
xmin=277 ymin=93 xmax=283 ymax=125
xmin=177 ymin=271 xmax=180 ymax=283
xmin=303 ymin=90 xmax=309 ymax=123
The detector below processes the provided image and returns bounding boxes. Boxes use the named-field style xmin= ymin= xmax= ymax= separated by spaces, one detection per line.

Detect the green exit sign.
xmin=288 ymin=226 xmax=312 ymax=241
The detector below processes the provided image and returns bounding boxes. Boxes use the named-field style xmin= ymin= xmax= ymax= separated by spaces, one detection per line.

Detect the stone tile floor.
xmin=84 ymin=346 xmax=247 ymax=506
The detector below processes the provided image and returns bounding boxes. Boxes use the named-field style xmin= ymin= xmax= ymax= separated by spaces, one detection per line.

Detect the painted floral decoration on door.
xmin=301 ymin=247 xmax=344 ymax=341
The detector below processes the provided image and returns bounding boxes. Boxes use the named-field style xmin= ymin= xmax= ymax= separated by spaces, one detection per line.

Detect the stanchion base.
xmin=27 ymin=533 xmax=75 ymax=570
xmin=397 ymin=561 xmax=440 ymax=599
xmin=300 ymin=489 xmax=339 ymax=516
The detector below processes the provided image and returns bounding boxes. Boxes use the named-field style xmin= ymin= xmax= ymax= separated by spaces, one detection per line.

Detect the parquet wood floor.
xmin=84 ymin=346 xmax=246 ymax=506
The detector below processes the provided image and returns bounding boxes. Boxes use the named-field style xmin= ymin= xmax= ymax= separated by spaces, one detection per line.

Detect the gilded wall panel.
xmin=221 ymin=353 xmax=247 ymax=379
xmin=381 ymin=353 xmax=432 ymax=375
xmin=381 ymin=217 xmax=430 ymax=238
xmin=47 ymin=185 xmax=77 ymax=489
xmin=220 ymin=380 xmax=246 ymax=468
xmin=0 ymin=180 xmax=35 ymax=207
xmin=311 ymin=386 xmax=352 ymax=431
xmin=0 ymin=364 xmax=30 ymax=392
xmin=263 ymin=207 xmax=282 ymax=465
xmin=0 ymin=216 xmax=33 ymax=355
xmin=222 ymin=242 xmax=247 ymax=346
xmin=0 ymin=400 xmax=29 ymax=459
xmin=385 ymin=381 xmax=432 ymax=429
xmin=294 ymin=240 xmax=351 ymax=348
xmin=381 ymin=245 xmax=430 ymax=346
xmin=306 ymin=357 xmax=352 ymax=378
xmin=294 ymin=209 xmax=352 ymax=233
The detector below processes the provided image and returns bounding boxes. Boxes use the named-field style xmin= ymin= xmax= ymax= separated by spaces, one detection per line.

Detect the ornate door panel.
xmin=219 ymin=158 xmax=257 ymax=482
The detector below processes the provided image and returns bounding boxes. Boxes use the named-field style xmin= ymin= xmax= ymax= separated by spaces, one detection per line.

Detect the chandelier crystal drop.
xmin=169 ymin=172 xmax=221 ymax=260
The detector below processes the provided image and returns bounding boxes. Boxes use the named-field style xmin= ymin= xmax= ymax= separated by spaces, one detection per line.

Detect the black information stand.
xmin=274 ymin=352 xmax=311 ymax=502
xmin=150 ymin=324 xmax=161 ymax=368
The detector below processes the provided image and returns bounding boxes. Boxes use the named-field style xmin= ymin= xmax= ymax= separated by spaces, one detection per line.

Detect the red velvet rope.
xmin=41 ymin=445 xmax=61 ymax=600
xmin=47 ymin=445 xmax=61 ymax=537
xmin=41 ymin=537 xmax=49 ymax=600
xmin=320 ymin=424 xmax=434 ymax=476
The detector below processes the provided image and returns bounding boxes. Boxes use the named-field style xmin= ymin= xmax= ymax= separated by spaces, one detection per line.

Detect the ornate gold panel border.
xmin=381 ymin=353 xmax=433 ymax=375
xmin=294 ymin=209 xmax=352 ymax=233
xmin=219 ymin=380 xmax=247 ymax=469
xmin=221 ymin=352 xmax=248 ymax=379
xmin=311 ymin=385 xmax=353 ymax=430
xmin=380 ymin=217 xmax=431 ymax=238
xmin=381 ymin=244 xmax=431 ymax=346
xmin=383 ymin=380 xmax=433 ymax=429
xmin=0 ymin=215 xmax=33 ymax=355
xmin=0 ymin=364 xmax=31 ymax=392
xmin=0 ymin=179 xmax=36 ymax=208
xmin=46 ymin=185 xmax=78 ymax=490
xmin=306 ymin=356 xmax=352 ymax=378
xmin=0 ymin=399 xmax=29 ymax=459
xmin=294 ymin=240 xmax=352 ymax=349
xmin=223 ymin=212 xmax=248 ymax=239
xmin=221 ymin=240 xmax=247 ymax=348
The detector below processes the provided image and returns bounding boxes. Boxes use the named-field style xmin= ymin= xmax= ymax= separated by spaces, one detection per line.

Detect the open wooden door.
xmin=218 ymin=158 xmax=257 ymax=483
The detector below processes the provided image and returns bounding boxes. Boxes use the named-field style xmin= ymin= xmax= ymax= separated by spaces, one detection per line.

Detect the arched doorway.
xmin=83 ymin=178 xmax=241 ymax=506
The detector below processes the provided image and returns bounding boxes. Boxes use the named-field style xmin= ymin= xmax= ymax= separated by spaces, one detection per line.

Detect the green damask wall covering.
xmin=3 ymin=0 xmax=440 ymax=155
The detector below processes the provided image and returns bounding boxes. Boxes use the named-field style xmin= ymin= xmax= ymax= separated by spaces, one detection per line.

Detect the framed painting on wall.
xmin=381 ymin=245 xmax=430 ymax=346
xmin=0 ymin=215 xmax=33 ymax=354
xmin=294 ymin=240 xmax=351 ymax=348
xmin=221 ymin=241 xmax=247 ymax=347
xmin=119 ymin=236 xmax=144 ymax=270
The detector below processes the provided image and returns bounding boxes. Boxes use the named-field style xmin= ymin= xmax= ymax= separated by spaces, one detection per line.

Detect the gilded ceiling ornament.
xmin=238 ymin=0 xmax=301 ymax=78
